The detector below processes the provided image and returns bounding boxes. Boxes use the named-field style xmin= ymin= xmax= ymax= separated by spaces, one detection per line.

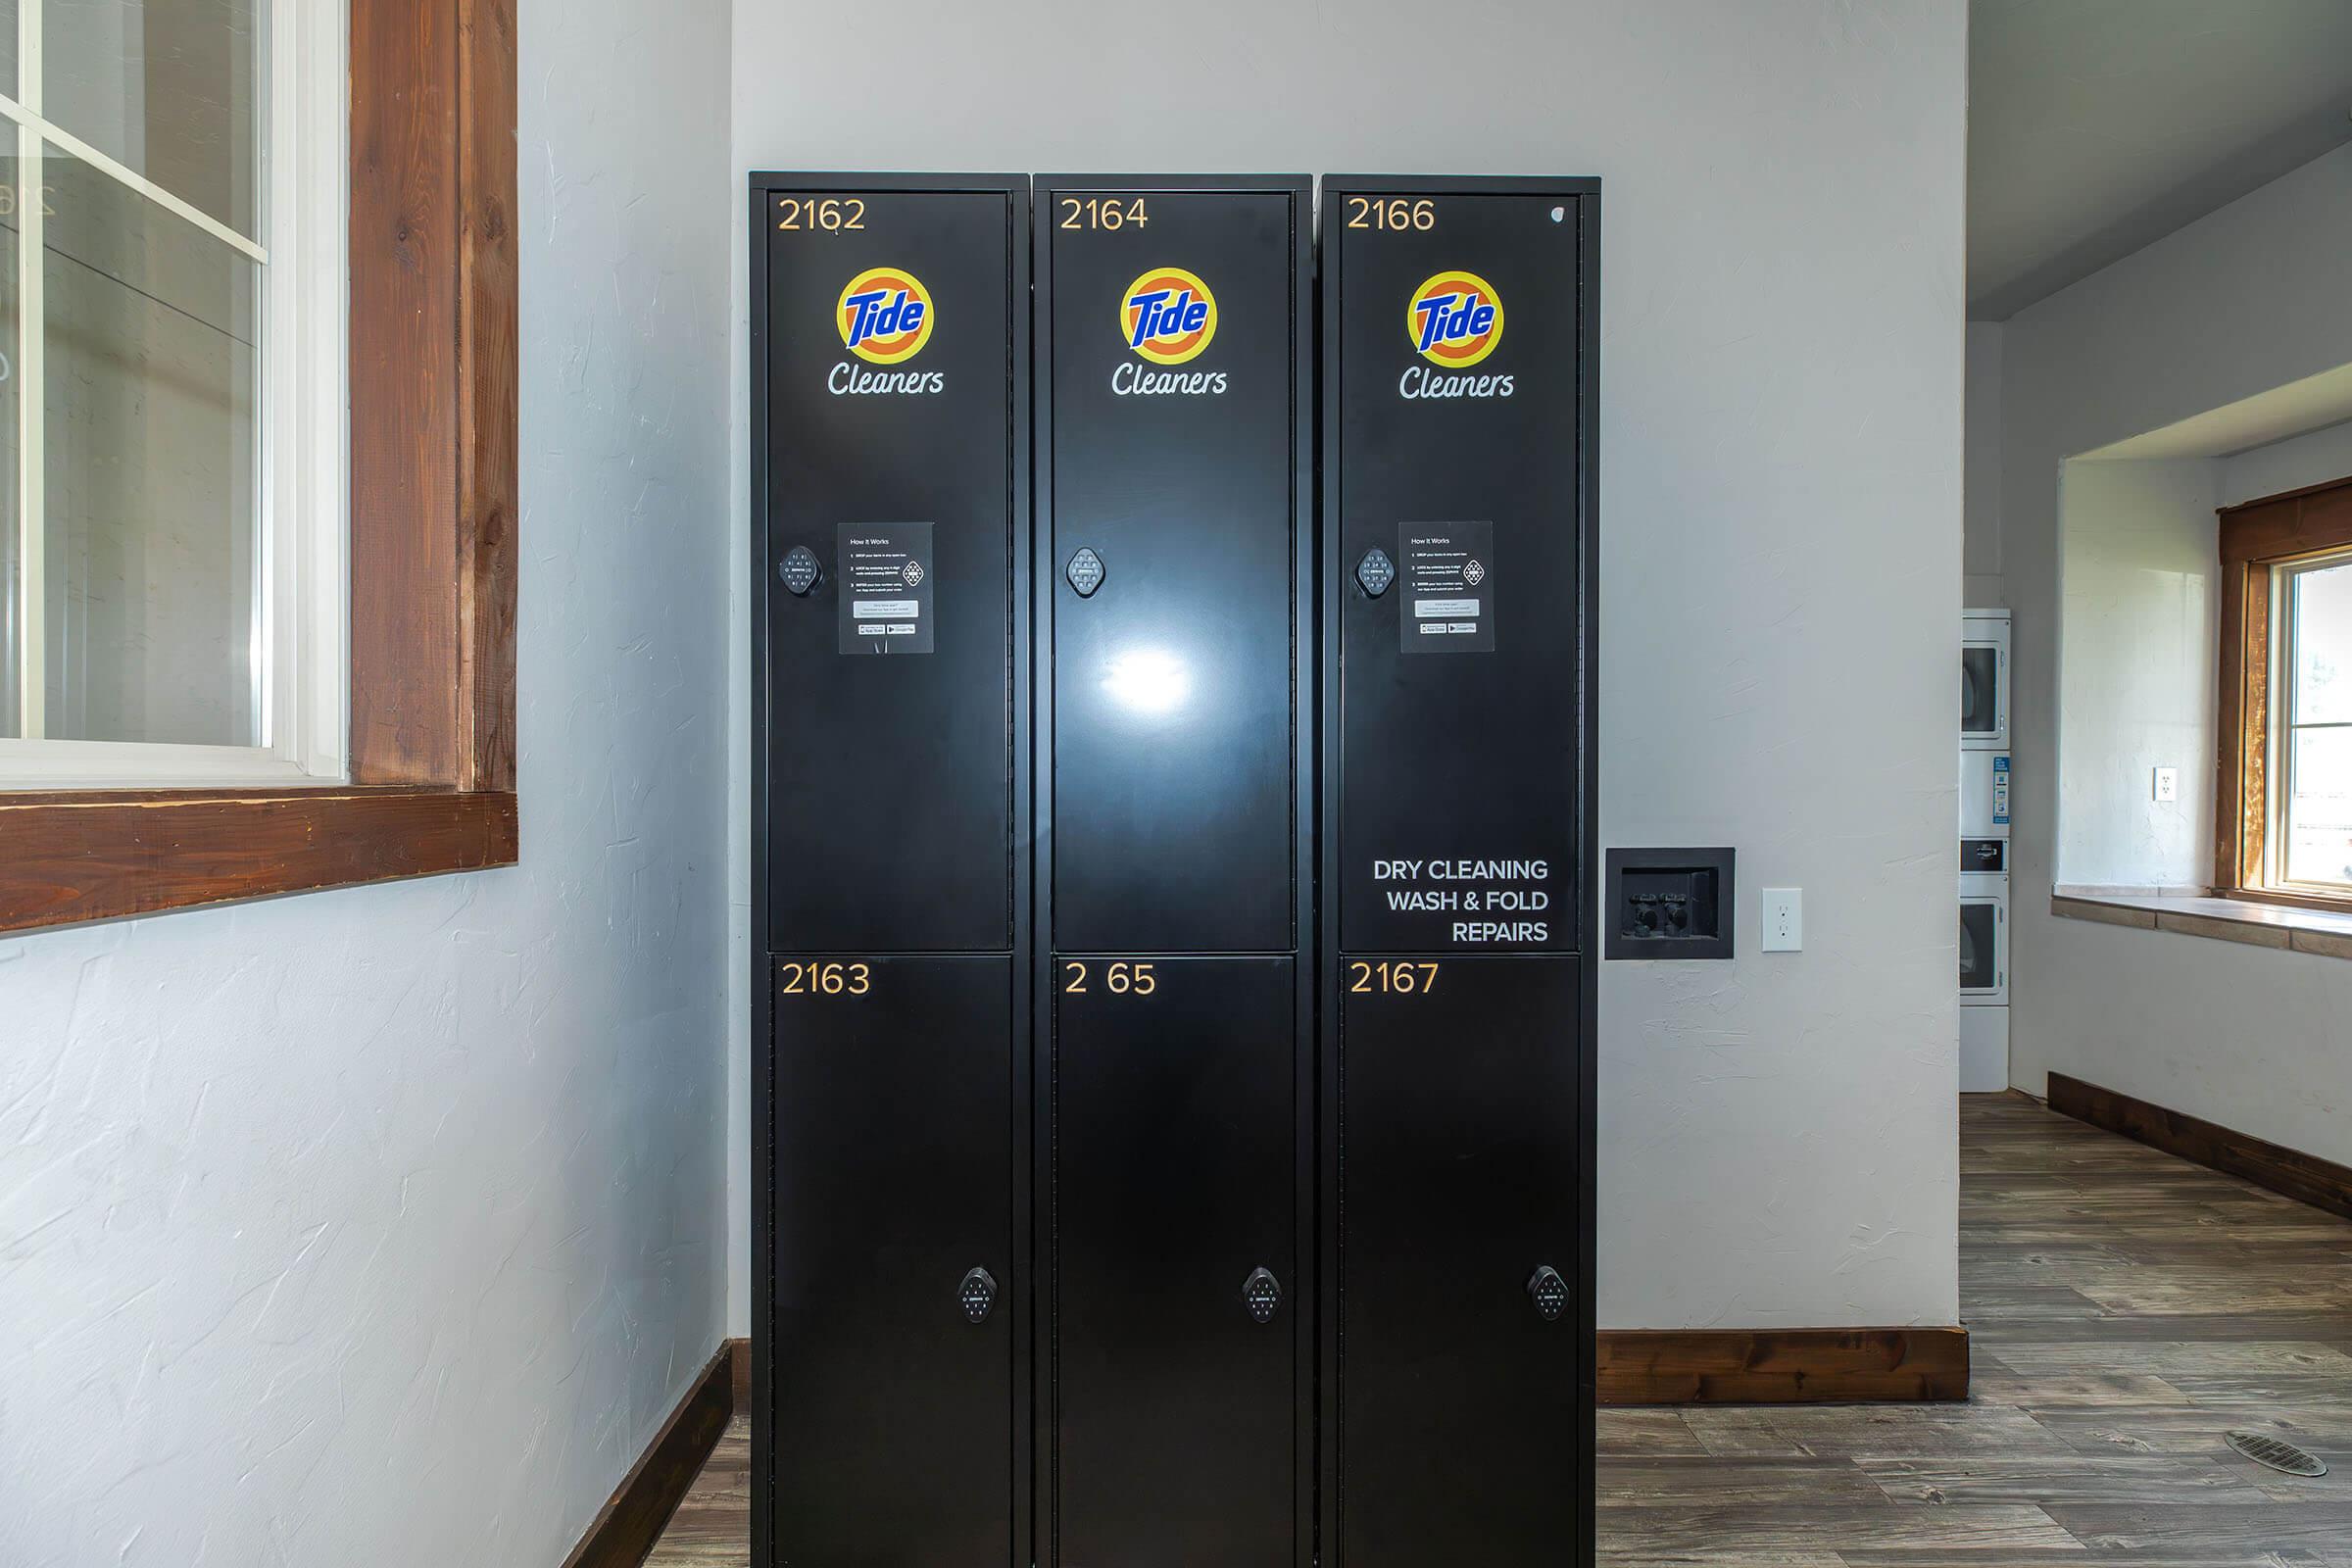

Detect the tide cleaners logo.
xmin=830 ymin=268 xmax=944 ymax=395
xmin=1400 ymin=270 xmax=1514 ymax=400
xmin=1112 ymin=268 xmax=1227 ymax=395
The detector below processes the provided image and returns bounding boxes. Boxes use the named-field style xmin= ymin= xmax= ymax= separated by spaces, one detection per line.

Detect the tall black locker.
xmin=1035 ymin=175 xmax=1315 ymax=1568
xmin=750 ymin=172 xmax=1031 ymax=1568
xmin=1317 ymin=177 xmax=1600 ymax=1568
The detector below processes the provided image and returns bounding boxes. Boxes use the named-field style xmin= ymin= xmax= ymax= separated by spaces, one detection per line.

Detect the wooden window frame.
xmin=0 ymin=1 xmax=517 ymax=936
xmin=2216 ymin=471 xmax=2352 ymax=914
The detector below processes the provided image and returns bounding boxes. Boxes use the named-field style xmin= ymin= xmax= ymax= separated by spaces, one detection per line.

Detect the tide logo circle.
xmin=838 ymin=268 xmax=935 ymax=365
xmin=1407 ymin=270 xmax=1504 ymax=368
xmin=1120 ymin=268 xmax=1218 ymax=365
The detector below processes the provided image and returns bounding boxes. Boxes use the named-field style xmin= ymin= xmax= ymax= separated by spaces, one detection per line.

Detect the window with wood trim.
xmin=0 ymin=0 xmax=515 ymax=936
xmin=2217 ymin=472 xmax=2352 ymax=910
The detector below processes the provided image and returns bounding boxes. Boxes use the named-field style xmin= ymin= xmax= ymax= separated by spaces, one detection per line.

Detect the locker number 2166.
xmin=779 ymin=960 xmax=871 ymax=996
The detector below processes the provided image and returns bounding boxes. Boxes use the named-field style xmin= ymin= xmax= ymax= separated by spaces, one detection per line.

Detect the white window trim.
xmin=2270 ymin=550 xmax=2352 ymax=896
xmin=0 ymin=0 xmax=347 ymax=790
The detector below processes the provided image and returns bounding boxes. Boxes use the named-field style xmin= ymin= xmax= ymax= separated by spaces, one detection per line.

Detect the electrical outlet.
xmin=1761 ymin=888 xmax=1802 ymax=953
xmin=2154 ymin=767 xmax=2179 ymax=804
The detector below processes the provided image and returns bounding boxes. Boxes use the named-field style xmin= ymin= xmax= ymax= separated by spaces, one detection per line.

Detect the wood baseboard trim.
xmin=561 ymin=1340 xmax=737 ymax=1568
xmin=2047 ymin=1071 xmax=2352 ymax=1224
xmin=728 ymin=1336 xmax=750 ymax=1412
xmin=1597 ymin=1327 xmax=1970 ymax=1404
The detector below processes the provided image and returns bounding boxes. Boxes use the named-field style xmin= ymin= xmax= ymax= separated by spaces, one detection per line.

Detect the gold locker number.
xmin=1345 ymin=196 xmax=1436 ymax=231
xmin=1349 ymin=960 xmax=1440 ymax=994
xmin=776 ymin=196 xmax=866 ymax=232
xmin=1059 ymin=197 xmax=1150 ymax=230
xmin=778 ymin=960 xmax=871 ymax=996
xmin=1063 ymin=960 xmax=1156 ymax=996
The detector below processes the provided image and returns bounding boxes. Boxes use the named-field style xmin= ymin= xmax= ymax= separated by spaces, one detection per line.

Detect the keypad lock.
xmin=958 ymin=1266 xmax=998 ymax=1324
xmin=1066 ymin=547 xmax=1105 ymax=598
xmin=1243 ymin=1266 xmax=1283 ymax=1324
xmin=1356 ymin=547 xmax=1396 ymax=598
xmin=1527 ymin=1264 xmax=1569 ymax=1322
xmin=780 ymin=545 xmax=823 ymax=597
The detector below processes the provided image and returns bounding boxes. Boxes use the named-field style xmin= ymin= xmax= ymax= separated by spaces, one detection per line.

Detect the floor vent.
xmin=2226 ymin=1430 xmax=2328 ymax=1478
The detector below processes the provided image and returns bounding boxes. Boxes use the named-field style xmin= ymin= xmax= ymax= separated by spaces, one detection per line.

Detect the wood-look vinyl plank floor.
xmin=647 ymin=1093 xmax=2352 ymax=1567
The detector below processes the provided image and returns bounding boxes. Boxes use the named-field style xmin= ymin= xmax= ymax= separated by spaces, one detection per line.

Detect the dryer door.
xmin=1962 ymin=614 xmax=2011 ymax=751
xmin=1959 ymin=889 xmax=2008 ymax=1005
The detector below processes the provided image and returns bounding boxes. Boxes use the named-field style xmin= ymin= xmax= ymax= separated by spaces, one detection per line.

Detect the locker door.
xmin=769 ymin=956 xmax=1013 ymax=1566
xmin=1329 ymin=192 xmax=1584 ymax=957
xmin=763 ymin=185 xmax=1018 ymax=954
xmin=1045 ymin=185 xmax=1299 ymax=955
xmin=1051 ymin=956 xmax=1296 ymax=1567
xmin=1337 ymin=956 xmax=1581 ymax=1564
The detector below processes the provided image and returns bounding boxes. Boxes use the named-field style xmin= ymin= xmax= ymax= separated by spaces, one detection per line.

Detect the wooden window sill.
xmin=0 ymin=788 xmax=518 ymax=935
xmin=2052 ymin=887 xmax=2352 ymax=960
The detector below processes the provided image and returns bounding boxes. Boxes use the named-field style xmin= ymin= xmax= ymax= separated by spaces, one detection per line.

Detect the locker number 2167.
xmin=1350 ymin=960 xmax=1440 ymax=994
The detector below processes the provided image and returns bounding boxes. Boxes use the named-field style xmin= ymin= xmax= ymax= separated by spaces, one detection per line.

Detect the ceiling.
xmin=1969 ymin=0 xmax=2352 ymax=320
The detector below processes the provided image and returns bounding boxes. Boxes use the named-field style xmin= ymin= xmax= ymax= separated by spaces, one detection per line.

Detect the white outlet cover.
xmin=2155 ymin=767 xmax=2180 ymax=803
xmin=1761 ymin=887 xmax=1802 ymax=953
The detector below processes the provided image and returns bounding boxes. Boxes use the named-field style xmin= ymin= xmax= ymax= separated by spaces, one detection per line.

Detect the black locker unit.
xmin=1034 ymin=175 xmax=1315 ymax=1568
xmin=1317 ymin=177 xmax=1600 ymax=1567
xmin=750 ymin=172 xmax=1031 ymax=1568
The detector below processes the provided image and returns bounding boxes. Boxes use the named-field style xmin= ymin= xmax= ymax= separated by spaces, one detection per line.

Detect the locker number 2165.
xmin=1064 ymin=960 xmax=1155 ymax=996
xmin=779 ymin=960 xmax=871 ymax=996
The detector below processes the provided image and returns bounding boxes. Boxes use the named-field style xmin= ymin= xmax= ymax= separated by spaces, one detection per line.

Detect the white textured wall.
xmin=2002 ymin=144 xmax=2352 ymax=1158
xmin=729 ymin=0 xmax=1968 ymax=1333
xmin=2223 ymin=419 xmax=2352 ymax=508
xmin=2055 ymin=458 xmax=2218 ymax=889
xmin=0 ymin=2 xmax=735 ymax=1562
xmin=1964 ymin=320 xmax=2007 ymax=607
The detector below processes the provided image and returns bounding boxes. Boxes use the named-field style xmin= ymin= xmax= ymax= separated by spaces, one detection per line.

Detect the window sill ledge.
xmin=2052 ymin=887 xmax=2352 ymax=960
xmin=0 ymin=788 xmax=518 ymax=936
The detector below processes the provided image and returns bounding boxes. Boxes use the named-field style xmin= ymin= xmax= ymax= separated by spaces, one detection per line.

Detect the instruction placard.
xmin=836 ymin=521 xmax=934 ymax=655
xmin=1398 ymin=520 xmax=1494 ymax=654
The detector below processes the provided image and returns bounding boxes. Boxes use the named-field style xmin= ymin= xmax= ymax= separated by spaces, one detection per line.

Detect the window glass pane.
xmin=41 ymin=140 xmax=260 ymax=745
xmin=45 ymin=0 xmax=264 ymax=243
xmin=0 ymin=152 xmax=18 ymax=738
xmin=2286 ymin=728 xmax=2352 ymax=888
xmin=2291 ymin=560 xmax=2352 ymax=727
xmin=0 ymin=4 xmax=19 ymax=101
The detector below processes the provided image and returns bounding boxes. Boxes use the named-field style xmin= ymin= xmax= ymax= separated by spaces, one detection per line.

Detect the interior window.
xmin=2280 ymin=554 xmax=2352 ymax=889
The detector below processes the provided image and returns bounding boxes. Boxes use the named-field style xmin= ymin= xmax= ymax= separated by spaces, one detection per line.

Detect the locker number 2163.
xmin=779 ymin=960 xmax=871 ymax=996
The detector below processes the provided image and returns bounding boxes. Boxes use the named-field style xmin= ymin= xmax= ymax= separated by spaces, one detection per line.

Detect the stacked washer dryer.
xmin=1960 ymin=610 xmax=2011 ymax=1092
